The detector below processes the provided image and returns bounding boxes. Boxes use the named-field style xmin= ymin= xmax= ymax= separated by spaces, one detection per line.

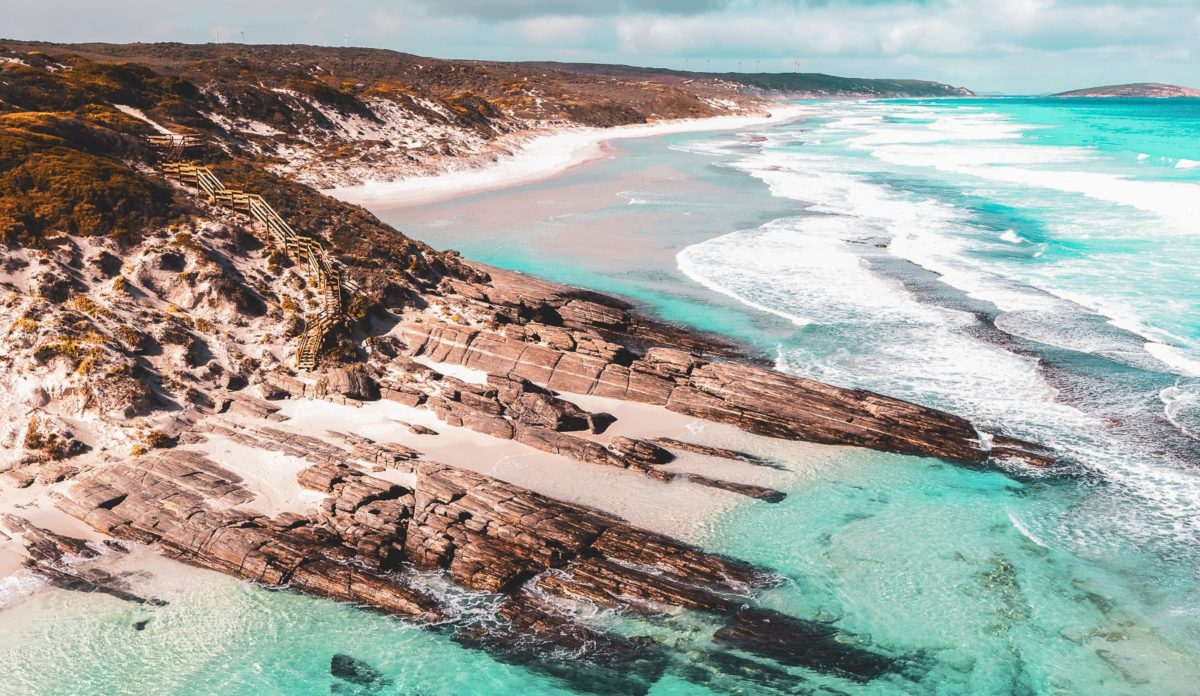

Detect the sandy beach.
xmin=325 ymin=104 xmax=809 ymax=209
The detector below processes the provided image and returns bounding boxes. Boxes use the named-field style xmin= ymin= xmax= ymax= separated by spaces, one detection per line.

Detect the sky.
xmin=2 ymin=0 xmax=1198 ymax=93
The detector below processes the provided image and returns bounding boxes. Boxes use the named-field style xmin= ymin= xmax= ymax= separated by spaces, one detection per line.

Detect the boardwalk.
xmin=146 ymin=133 xmax=344 ymax=370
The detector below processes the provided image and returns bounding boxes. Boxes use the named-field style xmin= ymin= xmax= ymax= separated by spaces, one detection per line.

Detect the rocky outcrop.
xmin=397 ymin=314 xmax=1055 ymax=468
xmin=55 ymin=451 xmax=443 ymax=619
xmin=609 ymin=436 xmax=674 ymax=465
xmin=330 ymin=654 xmax=393 ymax=695
xmin=1053 ymin=82 xmax=1200 ymax=98
xmin=55 ymin=450 xmax=898 ymax=691
xmin=0 ymin=515 xmax=165 ymax=606
xmin=653 ymin=438 xmax=773 ymax=466
xmin=316 ymin=368 xmax=380 ymax=401
xmin=401 ymin=460 xmax=768 ymax=594
xmin=381 ymin=358 xmax=784 ymax=499
xmin=714 ymin=607 xmax=897 ymax=683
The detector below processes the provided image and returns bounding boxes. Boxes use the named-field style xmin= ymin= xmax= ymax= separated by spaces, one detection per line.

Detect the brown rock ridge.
xmin=359 ymin=360 xmax=786 ymax=500
xmin=51 ymin=446 xmax=902 ymax=691
xmin=0 ymin=514 xmax=166 ymax=606
xmin=395 ymin=296 xmax=1055 ymax=467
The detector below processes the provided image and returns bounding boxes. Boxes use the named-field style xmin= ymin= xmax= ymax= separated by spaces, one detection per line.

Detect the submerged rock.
xmin=330 ymin=654 xmax=392 ymax=695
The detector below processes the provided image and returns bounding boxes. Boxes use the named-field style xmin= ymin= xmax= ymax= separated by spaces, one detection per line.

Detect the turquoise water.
xmin=4 ymin=100 xmax=1200 ymax=694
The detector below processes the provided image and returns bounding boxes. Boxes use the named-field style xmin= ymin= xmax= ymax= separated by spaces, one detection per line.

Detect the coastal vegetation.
xmin=0 ymin=111 xmax=175 ymax=246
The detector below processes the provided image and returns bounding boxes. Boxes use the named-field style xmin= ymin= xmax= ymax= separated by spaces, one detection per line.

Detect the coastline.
xmin=0 ymin=104 xmax=815 ymax=613
xmin=324 ymin=104 xmax=810 ymax=210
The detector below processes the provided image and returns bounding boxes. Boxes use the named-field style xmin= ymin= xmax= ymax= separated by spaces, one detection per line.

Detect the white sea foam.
xmin=1176 ymin=158 xmax=1200 ymax=169
xmin=844 ymin=114 xmax=1028 ymax=147
xmin=675 ymin=102 xmax=1200 ymax=554
xmin=871 ymin=142 xmax=1091 ymax=168
xmin=1145 ymin=342 xmax=1200 ymax=377
xmin=0 ymin=571 xmax=47 ymax=611
xmin=864 ymin=137 xmax=1200 ymax=232
xmin=1160 ymin=385 xmax=1199 ymax=440
xmin=676 ymin=213 xmax=1084 ymax=439
xmin=1008 ymin=511 xmax=1049 ymax=548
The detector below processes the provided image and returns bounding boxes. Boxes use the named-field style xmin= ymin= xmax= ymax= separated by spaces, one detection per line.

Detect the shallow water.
xmin=4 ymin=99 xmax=1200 ymax=694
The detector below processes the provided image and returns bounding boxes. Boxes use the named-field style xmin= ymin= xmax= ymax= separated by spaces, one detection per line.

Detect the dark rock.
xmin=57 ymin=454 xmax=443 ymax=621
xmin=669 ymin=361 xmax=994 ymax=463
xmin=223 ymin=372 xmax=248 ymax=391
xmin=157 ymin=251 xmax=185 ymax=272
xmin=0 ymin=515 xmax=167 ymax=606
xmin=487 ymin=374 xmax=591 ymax=431
xmin=1 ymin=468 xmax=36 ymax=488
xmin=683 ymin=474 xmax=786 ymax=503
xmin=55 ymin=434 xmax=895 ymax=686
xmin=714 ymin=608 xmax=895 ymax=683
xmin=609 ymin=436 xmax=675 ymax=465
xmin=262 ymin=372 xmax=306 ymax=400
xmin=224 ymin=393 xmax=286 ymax=420
xmin=586 ymin=411 xmax=616 ymax=434
xmin=653 ymin=438 xmax=771 ymax=466
xmin=35 ymin=461 xmax=81 ymax=485
xmin=89 ymin=251 xmax=123 ymax=278
xmin=456 ymin=592 xmax=668 ymax=696
xmin=407 ymin=263 xmax=1054 ymax=467
xmin=318 ymin=368 xmax=380 ymax=401
xmin=330 ymin=654 xmax=392 ymax=694
xmin=512 ymin=423 xmax=626 ymax=469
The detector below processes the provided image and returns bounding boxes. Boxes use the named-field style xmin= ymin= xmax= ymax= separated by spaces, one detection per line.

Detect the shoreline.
xmin=324 ymin=104 xmax=809 ymax=210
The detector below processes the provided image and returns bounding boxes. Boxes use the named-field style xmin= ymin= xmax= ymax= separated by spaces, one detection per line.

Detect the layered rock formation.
xmin=52 ymin=443 xmax=903 ymax=692
xmin=0 ymin=514 xmax=165 ymax=606
xmin=387 ymin=263 xmax=1056 ymax=469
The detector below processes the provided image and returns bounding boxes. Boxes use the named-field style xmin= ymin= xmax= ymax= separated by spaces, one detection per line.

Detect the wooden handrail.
xmin=145 ymin=132 xmax=348 ymax=371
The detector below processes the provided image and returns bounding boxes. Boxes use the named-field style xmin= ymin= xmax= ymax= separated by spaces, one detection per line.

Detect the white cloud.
xmin=516 ymin=15 xmax=597 ymax=45
xmin=2 ymin=0 xmax=1197 ymax=93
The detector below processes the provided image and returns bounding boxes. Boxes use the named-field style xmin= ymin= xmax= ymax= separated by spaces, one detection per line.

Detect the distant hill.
xmin=1053 ymin=83 xmax=1200 ymax=98
xmin=0 ymin=40 xmax=782 ymax=191
xmin=526 ymin=62 xmax=974 ymax=98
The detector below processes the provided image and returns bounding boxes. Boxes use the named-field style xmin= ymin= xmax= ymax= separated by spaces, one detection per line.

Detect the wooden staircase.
xmin=146 ymin=134 xmax=344 ymax=371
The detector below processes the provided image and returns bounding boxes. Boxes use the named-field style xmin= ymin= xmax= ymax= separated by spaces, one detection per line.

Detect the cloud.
xmin=515 ymin=16 xmax=601 ymax=46
xmin=1 ymin=0 xmax=1197 ymax=93
xmin=406 ymin=0 xmax=731 ymax=20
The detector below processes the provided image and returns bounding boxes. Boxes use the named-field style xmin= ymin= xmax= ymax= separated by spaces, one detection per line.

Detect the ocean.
xmin=3 ymin=98 xmax=1198 ymax=694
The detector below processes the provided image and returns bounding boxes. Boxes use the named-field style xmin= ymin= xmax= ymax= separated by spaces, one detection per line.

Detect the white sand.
xmin=271 ymin=395 xmax=789 ymax=538
xmin=325 ymin=105 xmax=809 ymax=210
xmin=186 ymin=434 xmax=327 ymax=517
xmin=412 ymin=355 xmax=488 ymax=384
